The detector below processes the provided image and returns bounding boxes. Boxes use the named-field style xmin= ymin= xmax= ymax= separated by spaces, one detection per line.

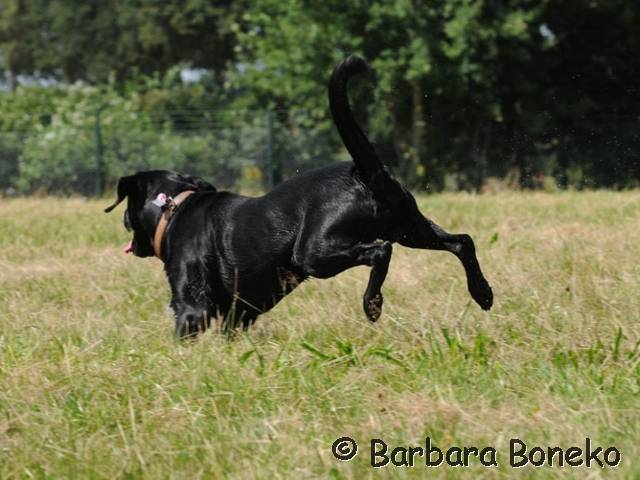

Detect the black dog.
xmin=105 ymin=56 xmax=493 ymax=337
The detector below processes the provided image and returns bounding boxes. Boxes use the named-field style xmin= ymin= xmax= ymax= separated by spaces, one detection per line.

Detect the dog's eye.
xmin=124 ymin=210 xmax=132 ymax=232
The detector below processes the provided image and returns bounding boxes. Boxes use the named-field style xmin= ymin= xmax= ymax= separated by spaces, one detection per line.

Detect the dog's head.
xmin=104 ymin=170 xmax=215 ymax=257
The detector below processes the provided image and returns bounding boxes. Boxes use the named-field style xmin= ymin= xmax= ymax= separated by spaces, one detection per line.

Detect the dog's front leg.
xmin=168 ymin=267 xmax=213 ymax=338
xmin=173 ymin=303 xmax=209 ymax=338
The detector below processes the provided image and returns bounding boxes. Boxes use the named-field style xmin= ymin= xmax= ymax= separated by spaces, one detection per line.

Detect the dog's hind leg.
xmin=399 ymin=213 xmax=493 ymax=310
xmin=295 ymin=240 xmax=393 ymax=320
xmin=363 ymin=241 xmax=392 ymax=321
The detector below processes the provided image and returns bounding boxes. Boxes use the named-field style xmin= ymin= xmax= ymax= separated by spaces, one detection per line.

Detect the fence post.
xmin=95 ymin=107 xmax=105 ymax=197
xmin=265 ymin=110 xmax=274 ymax=190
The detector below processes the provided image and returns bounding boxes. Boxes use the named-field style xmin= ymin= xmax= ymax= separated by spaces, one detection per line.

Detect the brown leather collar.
xmin=153 ymin=190 xmax=195 ymax=260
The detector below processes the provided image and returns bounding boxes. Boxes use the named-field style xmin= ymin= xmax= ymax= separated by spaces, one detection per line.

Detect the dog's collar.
xmin=153 ymin=190 xmax=195 ymax=260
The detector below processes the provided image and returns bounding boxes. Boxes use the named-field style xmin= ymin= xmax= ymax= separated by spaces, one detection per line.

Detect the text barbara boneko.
xmin=333 ymin=437 xmax=621 ymax=469
xmin=370 ymin=438 xmax=619 ymax=468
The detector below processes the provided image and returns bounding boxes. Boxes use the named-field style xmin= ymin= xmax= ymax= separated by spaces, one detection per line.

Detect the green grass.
xmin=1 ymin=192 xmax=639 ymax=479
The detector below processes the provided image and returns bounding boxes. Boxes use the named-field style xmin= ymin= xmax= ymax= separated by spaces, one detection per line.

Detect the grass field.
xmin=1 ymin=192 xmax=639 ymax=479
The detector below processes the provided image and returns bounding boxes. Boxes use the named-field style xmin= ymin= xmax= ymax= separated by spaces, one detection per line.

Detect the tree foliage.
xmin=0 ymin=0 xmax=242 ymax=83
xmin=0 ymin=0 xmax=638 ymax=192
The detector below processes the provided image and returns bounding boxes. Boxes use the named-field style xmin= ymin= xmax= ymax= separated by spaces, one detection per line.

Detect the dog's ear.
xmin=182 ymin=174 xmax=216 ymax=192
xmin=104 ymin=175 xmax=136 ymax=213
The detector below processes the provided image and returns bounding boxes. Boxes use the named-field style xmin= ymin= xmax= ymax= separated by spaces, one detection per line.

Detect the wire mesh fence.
xmin=1 ymin=106 xmax=639 ymax=195
xmin=0 ymin=108 xmax=347 ymax=196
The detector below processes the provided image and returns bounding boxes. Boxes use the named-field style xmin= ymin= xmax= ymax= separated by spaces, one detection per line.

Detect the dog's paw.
xmin=364 ymin=292 xmax=384 ymax=322
xmin=175 ymin=308 xmax=208 ymax=339
xmin=469 ymin=277 xmax=493 ymax=310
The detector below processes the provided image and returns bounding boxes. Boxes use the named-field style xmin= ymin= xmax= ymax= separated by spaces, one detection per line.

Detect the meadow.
xmin=1 ymin=192 xmax=639 ymax=479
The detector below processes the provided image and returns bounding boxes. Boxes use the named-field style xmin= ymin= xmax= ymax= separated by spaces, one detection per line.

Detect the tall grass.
xmin=1 ymin=192 xmax=639 ymax=478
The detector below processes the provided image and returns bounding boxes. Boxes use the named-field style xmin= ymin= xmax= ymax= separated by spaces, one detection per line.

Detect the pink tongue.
xmin=123 ymin=239 xmax=134 ymax=254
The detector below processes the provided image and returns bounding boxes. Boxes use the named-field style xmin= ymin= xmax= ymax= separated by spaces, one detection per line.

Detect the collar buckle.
xmin=153 ymin=190 xmax=195 ymax=260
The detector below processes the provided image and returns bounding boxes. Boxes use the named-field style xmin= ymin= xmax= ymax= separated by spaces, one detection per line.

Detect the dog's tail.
xmin=329 ymin=56 xmax=383 ymax=178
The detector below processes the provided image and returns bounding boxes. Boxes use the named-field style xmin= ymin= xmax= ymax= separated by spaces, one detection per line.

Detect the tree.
xmin=0 ymin=0 xmax=243 ymax=84
xmin=232 ymin=0 xmax=548 ymax=189
xmin=0 ymin=0 xmax=638 ymax=191
xmin=535 ymin=0 xmax=640 ymax=187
